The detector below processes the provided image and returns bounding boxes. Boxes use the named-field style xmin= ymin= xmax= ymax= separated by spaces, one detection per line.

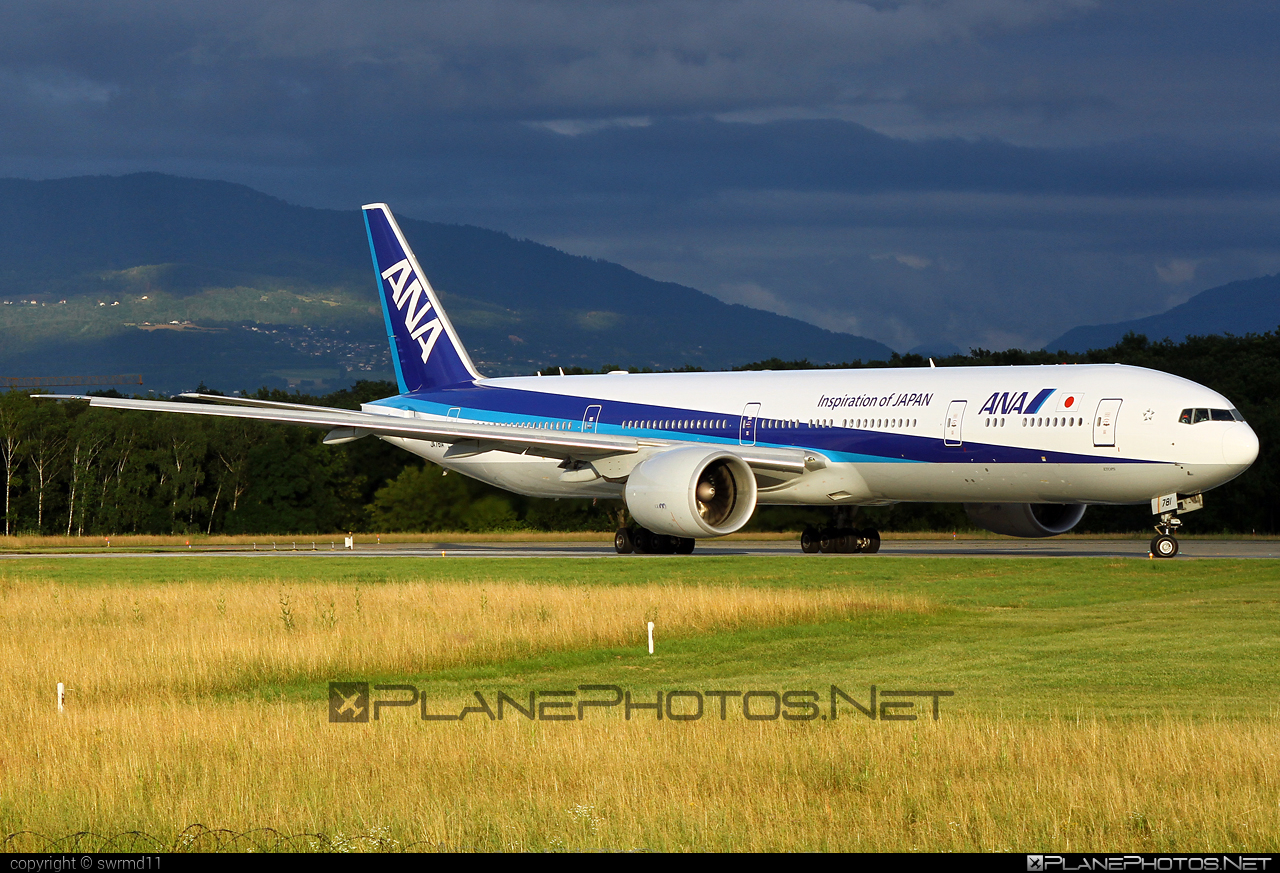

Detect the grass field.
xmin=2 ymin=556 xmax=1278 ymax=851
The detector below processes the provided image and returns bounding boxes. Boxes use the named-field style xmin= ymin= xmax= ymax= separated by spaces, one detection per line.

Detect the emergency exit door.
xmin=740 ymin=402 xmax=760 ymax=446
xmin=1093 ymin=399 xmax=1122 ymax=447
xmin=944 ymin=400 xmax=966 ymax=447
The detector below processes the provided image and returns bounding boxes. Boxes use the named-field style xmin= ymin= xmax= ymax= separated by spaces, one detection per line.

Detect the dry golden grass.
xmin=5 ymin=700 xmax=1277 ymax=851
xmin=0 ymin=573 xmax=926 ymax=701
xmin=5 ymin=568 xmax=1277 ymax=851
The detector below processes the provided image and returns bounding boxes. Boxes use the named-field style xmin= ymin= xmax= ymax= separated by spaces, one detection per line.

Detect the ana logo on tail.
xmin=381 ymin=258 xmax=445 ymax=364
xmin=364 ymin=202 xmax=481 ymax=392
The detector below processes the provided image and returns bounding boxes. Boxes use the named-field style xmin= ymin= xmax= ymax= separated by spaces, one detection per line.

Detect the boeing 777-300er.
xmin=46 ymin=204 xmax=1260 ymax=557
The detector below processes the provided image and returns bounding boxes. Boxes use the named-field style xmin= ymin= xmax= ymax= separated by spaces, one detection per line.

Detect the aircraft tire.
xmin=614 ymin=528 xmax=634 ymax=554
xmin=632 ymin=527 xmax=651 ymax=555
xmin=1151 ymin=534 xmax=1179 ymax=558
xmin=860 ymin=529 xmax=881 ymax=554
xmin=800 ymin=527 xmax=821 ymax=554
xmin=818 ymin=528 xmax=836 ymax=554
xmin=676 ymin=538 xmax=695 ymax=555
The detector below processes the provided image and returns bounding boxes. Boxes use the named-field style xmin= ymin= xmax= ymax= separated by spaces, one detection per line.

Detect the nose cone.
xmin=1222 ymin=423 xmax=1260 ymax=467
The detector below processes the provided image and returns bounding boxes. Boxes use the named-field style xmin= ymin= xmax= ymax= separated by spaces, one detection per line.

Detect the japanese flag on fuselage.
xmin=1056 ymin=393 xmax=1084 ymax=413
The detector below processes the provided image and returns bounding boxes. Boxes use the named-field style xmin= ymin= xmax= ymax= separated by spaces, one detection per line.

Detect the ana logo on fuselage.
xmin=381 ymin=258 xmax=445 ymax=364
xmin=979 ymin=388 xmax=1054 ymax=416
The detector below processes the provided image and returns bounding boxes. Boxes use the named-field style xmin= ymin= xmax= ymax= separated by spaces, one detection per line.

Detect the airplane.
xmin=45 ymin=204 xmax=1260 ymax=558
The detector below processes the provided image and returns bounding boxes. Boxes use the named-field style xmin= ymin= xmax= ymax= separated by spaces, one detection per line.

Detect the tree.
xmin=25 ymin=398 xmax=68 ymax=533
xmin=0 ymin=392 xmax=28 ymax=535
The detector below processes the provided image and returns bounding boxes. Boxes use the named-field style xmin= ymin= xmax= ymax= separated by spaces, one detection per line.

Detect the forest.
xmin=1 ymin=330 xmax=1275 ymax=537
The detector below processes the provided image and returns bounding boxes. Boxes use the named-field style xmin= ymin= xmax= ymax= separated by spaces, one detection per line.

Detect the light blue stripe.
xmin=364 ymin=211 xmax=408 ymax=396
xmin=371 ymin=397 xmax=922 ymax=463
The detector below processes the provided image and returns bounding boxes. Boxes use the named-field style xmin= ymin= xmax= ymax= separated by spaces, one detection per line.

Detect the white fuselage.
xmin=366 ymin=363 xmax=1258 ymax=508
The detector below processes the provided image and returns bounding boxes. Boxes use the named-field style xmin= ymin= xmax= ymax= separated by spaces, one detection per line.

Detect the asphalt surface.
xmin=3 ymin=538 xmax=1278 ymax=559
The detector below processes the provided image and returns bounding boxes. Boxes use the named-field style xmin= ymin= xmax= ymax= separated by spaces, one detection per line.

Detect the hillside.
xmin=0 ymin=173 xmax=894 ymax=393
xmin=1046 ymin=274 xmax=1280 ymax=353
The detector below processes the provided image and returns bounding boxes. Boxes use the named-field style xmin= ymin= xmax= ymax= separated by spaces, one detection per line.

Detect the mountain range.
xmin=0 ymin=173 xmax=894 ymax=394
xmin=2 ymin=173 xmax=1277 ymax=394
xmin=1046 ymin=274 xmax=1280 ymax=353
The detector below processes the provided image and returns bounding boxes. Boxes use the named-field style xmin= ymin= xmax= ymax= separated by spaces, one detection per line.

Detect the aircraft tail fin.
xmin=363 ymin=203 xmax=482 ymax=393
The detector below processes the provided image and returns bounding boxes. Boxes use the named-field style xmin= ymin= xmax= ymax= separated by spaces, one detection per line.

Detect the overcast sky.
xmin=2 ymin=0 xmax=1278 ymax=352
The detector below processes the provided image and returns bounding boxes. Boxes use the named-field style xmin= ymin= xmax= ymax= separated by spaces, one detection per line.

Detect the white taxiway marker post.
xmin=57 ymin=682 xmax=64 ymax=713
xmin=648 ymin=621 xmax=654 ymax=655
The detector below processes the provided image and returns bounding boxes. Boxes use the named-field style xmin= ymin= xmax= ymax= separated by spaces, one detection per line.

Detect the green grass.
xmin=8 ymin=556 xmax=1278 ymax=719
xmin=408 ymin=567 xmax=1280 ymax=719
xmin=4 ymin=555 xmax=1278 ymax=850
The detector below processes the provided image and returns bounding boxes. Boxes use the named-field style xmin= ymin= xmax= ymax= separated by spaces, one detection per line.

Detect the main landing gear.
xmin=801 ymin=507 xmax=880 ymax=555
xmin=615 ymin=527 xmax=695 ymax=555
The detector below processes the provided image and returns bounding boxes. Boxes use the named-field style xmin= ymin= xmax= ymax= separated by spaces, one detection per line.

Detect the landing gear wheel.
xmin=859 ymin=529 xmax=881 ymax=554
xmin=818 ymin=527 xmax=836 ymax=554
xmin=632 ymin=527 xmax=651 ymax=555
xmin=614 ymin=528 xmax=634 ymax=554
xmin=836 ymin=529 xmax=859 ymax=553
xmin=676 ymin=538 xmax=695 ymax=555
xmin=651 ymin=534 xmax=677 ymax=554
xmin=801 ymin=527 xmax=821 ymax=554
xmin=1151 ymin=534 xmax=1178 ymax=558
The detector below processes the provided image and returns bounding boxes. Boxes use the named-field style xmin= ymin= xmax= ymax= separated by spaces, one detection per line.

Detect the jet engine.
xmin=963 ymin=503 xmax=1087 ymax=538
xmin=624 ymin=446 xmax=758 ymax=538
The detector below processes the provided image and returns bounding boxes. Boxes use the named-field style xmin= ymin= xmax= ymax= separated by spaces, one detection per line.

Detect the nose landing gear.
xmin=1149 ymin=492 xmax=1203 ymax=558
xmin=1151 ymin=515 xmax=1181 ymax=558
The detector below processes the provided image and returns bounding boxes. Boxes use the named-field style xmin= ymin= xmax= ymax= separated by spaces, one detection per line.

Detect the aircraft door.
xmin=1093 ymin=399 xmax=1122 ymax=447
xmin=582 ymin=405 xmax=602 ymax=433
xmin=447 ymin=407 xmax=461 ymax=419
xmin=740 ymin=402 xmax=760 ymax=446
xmin=944 ymin=400 xmax=966 ymax=447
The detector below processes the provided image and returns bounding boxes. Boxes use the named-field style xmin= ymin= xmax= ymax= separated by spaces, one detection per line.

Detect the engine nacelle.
xmin=964 ymin=503 xmax=1087 ymax=538
xmin=624 ymin=447 xmax=758 ymax=538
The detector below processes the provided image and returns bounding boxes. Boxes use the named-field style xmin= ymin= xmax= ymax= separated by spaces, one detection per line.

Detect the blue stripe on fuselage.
xmin=1024 ymin=388 xmax=1055 ymax=415
xmin=367 ymin=384 xmax=1156 ymax=467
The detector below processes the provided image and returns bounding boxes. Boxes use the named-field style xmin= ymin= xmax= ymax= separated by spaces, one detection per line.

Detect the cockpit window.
xmin=1179 ymin=408 xmax=1246 ymax=424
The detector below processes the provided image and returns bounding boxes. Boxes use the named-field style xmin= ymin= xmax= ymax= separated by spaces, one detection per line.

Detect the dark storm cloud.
xmin=0 ymin=0 xmax=1108 ymax=156
xmin=0 ymin=0 xmax=1277 ymax=352
xmin=0 ymin=3 xmax=1080 ymax=98
xmin=2 ymin=0 xmax=1275 ymax=170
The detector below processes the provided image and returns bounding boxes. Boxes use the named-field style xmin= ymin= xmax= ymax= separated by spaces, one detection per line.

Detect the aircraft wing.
xmin=38 ymin=394 xmax=814 ymax=474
